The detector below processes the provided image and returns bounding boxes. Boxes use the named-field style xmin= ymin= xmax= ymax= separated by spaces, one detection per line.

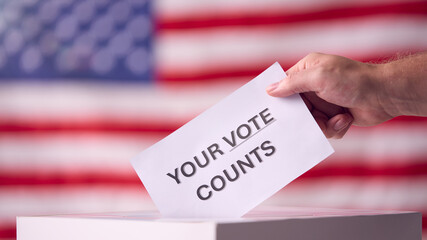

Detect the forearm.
xmin=376 ymin=52 xmax=427 ymax=117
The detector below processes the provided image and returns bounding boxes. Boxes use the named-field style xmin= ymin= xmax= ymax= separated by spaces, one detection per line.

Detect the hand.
xmin=266 ymin=53 xmax=394 ymax=139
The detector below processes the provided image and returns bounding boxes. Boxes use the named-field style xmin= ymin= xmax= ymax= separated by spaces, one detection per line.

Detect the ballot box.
xmin=17 ymin=206 xmax=421 ymax=240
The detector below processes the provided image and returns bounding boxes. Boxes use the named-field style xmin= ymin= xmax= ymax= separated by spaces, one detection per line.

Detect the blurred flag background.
xmin=1 ymin=0 xmax=427 ymax=239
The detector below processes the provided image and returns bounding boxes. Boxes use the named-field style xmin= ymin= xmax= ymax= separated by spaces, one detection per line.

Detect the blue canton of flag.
xmin=0 ymin=0 xmax=153 ymax=82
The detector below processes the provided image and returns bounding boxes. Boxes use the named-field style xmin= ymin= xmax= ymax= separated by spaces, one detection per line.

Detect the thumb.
xmin=266 ymin=69 xmax=319 ymax=97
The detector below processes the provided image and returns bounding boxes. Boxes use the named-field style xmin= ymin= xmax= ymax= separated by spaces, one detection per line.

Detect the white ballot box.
xmin=17 ymin=207 xmax=421 ymax=240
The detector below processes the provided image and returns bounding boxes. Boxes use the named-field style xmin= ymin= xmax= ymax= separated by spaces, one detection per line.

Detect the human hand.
xmin=266 ymin=53 xmax=394 ymax=139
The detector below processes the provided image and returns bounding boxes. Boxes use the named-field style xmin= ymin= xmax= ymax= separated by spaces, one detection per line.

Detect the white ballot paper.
xmin=131 ymin=62 xmax=334 ymax=218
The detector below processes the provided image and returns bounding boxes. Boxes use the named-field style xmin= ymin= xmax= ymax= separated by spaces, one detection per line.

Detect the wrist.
xmin=375 ymin=61 xmax=419 ymax=117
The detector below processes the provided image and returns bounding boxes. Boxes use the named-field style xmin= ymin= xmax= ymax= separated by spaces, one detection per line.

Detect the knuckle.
xmin=311 ymin=67 xmax=328 ymax=88
xmin=306 ymin=52 xmax=322 ymax=59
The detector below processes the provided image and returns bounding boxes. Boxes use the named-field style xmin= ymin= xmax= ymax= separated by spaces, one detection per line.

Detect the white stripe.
xmin=0 ymin=186 xmax=155 ymax=220
xmin=156 ymin=0 xmax=423 ymax=19
xmin=0 ymin=123 xmax=426 ymax=170
xmin=329 ymin=125 xmax=427 ymax=164
xmin=0 ymin=133 xmax=160 ymax=171
xmin=0 ymin=81 xmax=242 ymax=121
xmin=262 ymin=177 xmax=427 ymax=210
xmin=157 ymin=16 xmax=427 ymax=72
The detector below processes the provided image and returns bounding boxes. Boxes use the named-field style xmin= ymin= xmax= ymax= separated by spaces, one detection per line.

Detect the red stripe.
xmin=354 ymin=116 xmax=427 ymax=129
xmin=301 ymin=160 xmax=427 ymax=179
xmin=385 ymin=115 xmax=427 ymax=124
xmin=158 ymin=64 xmax=268 ymax=85
xmin=0 ymin=115 xmax=425 ymax=134
xmin=157 ymin=1 xmax=427 ymax=30
xmin=0 ymin=225 xmax=15 ymax=239
xmin=0 ymin=118 xmax=180 ymax=134
xmin=1 ymin=159 xmax=427 ymax=186
xmin=0 ymin=169 xmax=142 ymax=186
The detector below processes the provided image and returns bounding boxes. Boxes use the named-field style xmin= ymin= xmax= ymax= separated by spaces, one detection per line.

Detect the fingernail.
xmin=334 ymin=119 xmax=349 ymax=132
xmin=266 ymin=82 xmax=279 ymax=93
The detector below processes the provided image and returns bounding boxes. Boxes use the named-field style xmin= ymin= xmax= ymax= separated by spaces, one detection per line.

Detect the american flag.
xmin=1 ymin=0 xmax=427 ymax=239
